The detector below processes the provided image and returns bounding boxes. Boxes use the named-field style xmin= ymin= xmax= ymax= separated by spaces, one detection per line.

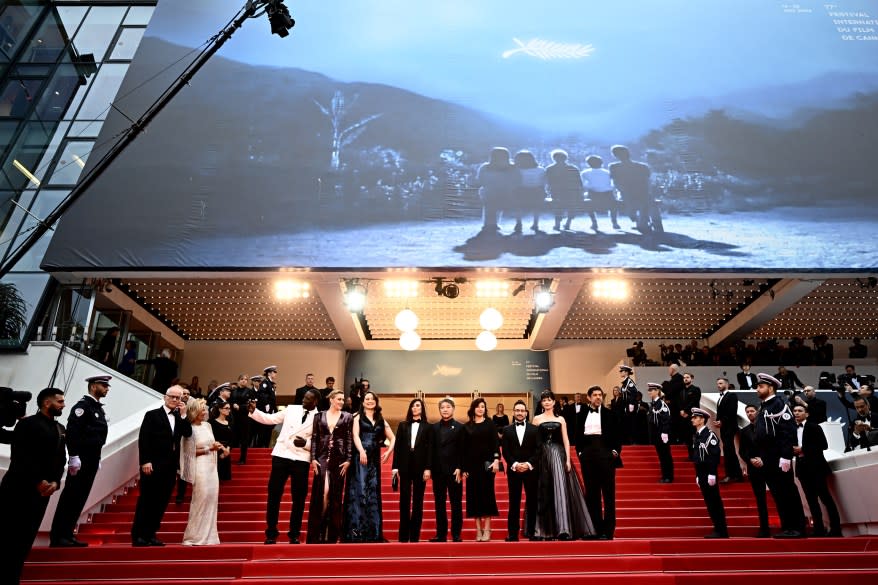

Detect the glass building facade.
xmin=0 ymin=1 xmax=155 ymax=347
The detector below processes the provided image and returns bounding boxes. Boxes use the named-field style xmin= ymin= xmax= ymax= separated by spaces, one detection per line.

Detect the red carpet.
xmin=23 ymin=445 xmax=878 ymax=583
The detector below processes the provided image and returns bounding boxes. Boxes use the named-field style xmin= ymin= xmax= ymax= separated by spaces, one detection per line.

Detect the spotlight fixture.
xmin=479 ymin=307 xmax=503 ymax=331
xmin=533 ymin=280 xmax=555 ymax=313
xmin=395 ymin=309 xmax=419 ymax=332
xmin=266 ymin=0 xmax=295 ymax=37
xmin=400 ymin=330 xmax=421 ymax=351
xmin=344 ymin=280 xmax=367 ymax=313
xmin=592 ymin=278 xmax=629 ymax=301
xmin=476 ymin=330 xmax=498 ymax=351
xmin=433 ymin=277 xmax=466 ymax=299
xmin=274 ymin=279 xmax=310 ymax=301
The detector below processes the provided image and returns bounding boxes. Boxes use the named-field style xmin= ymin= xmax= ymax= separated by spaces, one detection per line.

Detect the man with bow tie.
xmin=714 ymin=376 xmax=743 ymax=484
xmin=429 ymin=397 xmax=465 ymax=542
xmin=792 ymin=404 xmax=841 ymax=537
xmin=501 ymin=400 xmax=541 ymax=541
xmin=50 ymin=375 xmax=112 ymax=547
xmin=576 ymin=386 xmax=622 ymax=540
xmin=251 ymin=388 xmax=319 ymax=544
xmin=131 ymin=385 xmax=192 ymax=547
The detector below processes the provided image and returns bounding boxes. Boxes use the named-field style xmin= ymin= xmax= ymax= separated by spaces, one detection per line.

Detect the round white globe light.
xmin=479 ymin=307 xmax=503 ymax=331
xmin=400 ymin=330 xmax=421 ymax=351
xmin=395 ymin=309 xmax=419 ymax=332
xmin=475 ymin=330 xmax=497 ymax=351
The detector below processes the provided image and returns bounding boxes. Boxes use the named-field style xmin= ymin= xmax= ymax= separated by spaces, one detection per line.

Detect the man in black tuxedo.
xmin=130 ymin=385 xmax=192 ymax=546
xmin=501 ymin=400 xmax=541 ymax=541
xmin=292 ymin=372 xmax=317 ymax=405
xmin=738 ymin=404 xmax=771 ymax=537
xmin=563 ymin=392 xmax=585 ymax=444
xmin=576 ymin=386 xmax=622 ymax=540
xmin=429 ymin=397 xmax=465 ymax=542
xmin=849 ymin=396 xmax=878 ymax=450
xmin=793 ymin=386 xmax=827 ymax=425
xmin=391 ymin=398 xmax=432 ymax=543
xmin=663 ymin=363 xmax=686 ymax=444
xmin=737 ymin=363 xmax=758 ymax=390
xmin=792 ymin=404 xmax=841 ymax=537
xmin=714 ymin=377 xmax=743 ymax=483
xmin=678 ymin=372 xmax=702 ymax=454
xmin=0 ymin=388 xmax=67 ymax=585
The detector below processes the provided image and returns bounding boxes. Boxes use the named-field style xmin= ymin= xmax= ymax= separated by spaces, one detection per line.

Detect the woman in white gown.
xmin=180 ymin=398 xmax=222 ymax=545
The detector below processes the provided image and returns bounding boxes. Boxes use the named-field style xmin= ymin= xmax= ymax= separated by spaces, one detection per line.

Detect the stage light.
xmin=395 ymin=309 xmax=419 ymax=332
xmin=533 ymin=281 xmax=554 ymax=313
xmin=479 ymin=307 xmax=503 ymax=331
xmin=400 ymin=330 xmax=421 ymax=351
xmin=274 ymin=279 xmax=310 ymax=301
xmin=476 ymin=330 xmax=498 ymax=351
xmin=344 ymin=280 xmax=367 ymax=313
xmin=476 ymin=280 xmax=510 ymax=298
xmin=384 ymin=279 xmax=419 ymax=298
xmin=267 ymin=0 xmax=295 ymax=37
xmin=592 ymin=278 xmax=629 ymax=301
xmin=433 ymin=278 xmax=461 ymax=299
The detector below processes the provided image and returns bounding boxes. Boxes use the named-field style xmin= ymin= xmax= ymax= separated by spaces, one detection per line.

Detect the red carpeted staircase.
xmin=23 ymin=445 xmax=878 ymax=583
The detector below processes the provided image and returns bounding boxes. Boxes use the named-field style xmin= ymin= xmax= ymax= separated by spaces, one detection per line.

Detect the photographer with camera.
xmin=50 ymin=375 xmax=111 ymax=547
xmin=0 ymin=387 xmax=67 ymax=585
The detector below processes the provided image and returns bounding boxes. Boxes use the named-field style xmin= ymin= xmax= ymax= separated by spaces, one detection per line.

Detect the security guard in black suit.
xmin=0 ymin=387 xmax=67 ymax=585
xmin=254 ymin=366 xmax=279 ymax=447
xmin=50 ymin=375 xmax=111 ymax=547
xmin=690 ymin=407 xmax=728 ymax=538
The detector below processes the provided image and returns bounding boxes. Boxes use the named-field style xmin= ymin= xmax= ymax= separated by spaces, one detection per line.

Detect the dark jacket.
xmin=795 ymin=421 xmax=831 ymax=480
xmin=137 ymin=406 xmax=192 ymax=471
xmin=501 ymin=422 xmax=541 ymax=471
xmin=392 ymin=420 xmax=432 ymax=477
xmin=430 ymin=419 xmax=465 ymax=476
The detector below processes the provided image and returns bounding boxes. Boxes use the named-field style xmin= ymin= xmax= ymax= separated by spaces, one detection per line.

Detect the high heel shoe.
xmin=482 ymin=528 xmax=491 ymax=542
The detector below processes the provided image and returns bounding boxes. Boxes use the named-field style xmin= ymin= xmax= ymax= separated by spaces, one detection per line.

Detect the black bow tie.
xmin=515 ymin=421 xmax=525 ymax=427
xmin=797 ymin=424 xmax=804 ymax=428
xmin=589 ymin=407 xmax=600 ymax=413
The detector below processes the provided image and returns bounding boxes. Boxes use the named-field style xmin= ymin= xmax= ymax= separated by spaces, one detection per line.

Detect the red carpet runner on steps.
xmin=24 ymin=445 xmax=878 ymax=583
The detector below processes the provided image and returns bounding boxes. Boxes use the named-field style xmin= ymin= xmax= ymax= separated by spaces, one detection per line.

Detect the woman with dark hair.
xmin=463 ymin=397 xmax=499 ymax=541
xmin=209 ymin=400 xmax=233 ymax=481
xmin=391 ymin=398 xmax=432 ymax=542
xmin=531 ymin=390 xmax=594 ymax=540
xmin=307 ymin=389 xmax=353 ymax=543
xmin=513 ymin=150 xmax=547 ymax=233
xmin=345 ymin=390 xmax=396 ymax=542
xmin=474 ymin=146 xmax=518 ymax=235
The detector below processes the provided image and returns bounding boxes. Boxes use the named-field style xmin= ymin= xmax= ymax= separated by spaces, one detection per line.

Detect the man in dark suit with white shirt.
xmin=737 ymin=363 xmax=758 ymax=390
xmin=392 ymin=399 xmax=432 ymax=543
xmin=576 ymin=385 xmax=622 ymax=540
xmin=792 ymin=403 xmax=841 ymax=537
xmin=714 ymin=377 xmax=743 ymax=483
xmin=429 ymin=397 xmax=465 ymax=542
xmin=501 ymin=399 xmax=541 ymax=541
xmin=130 ymin=385 xmax=192 ymax=546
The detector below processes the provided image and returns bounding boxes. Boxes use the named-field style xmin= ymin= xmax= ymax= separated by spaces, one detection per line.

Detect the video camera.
xmin=0 ymin=386 xmax=33 ymax=443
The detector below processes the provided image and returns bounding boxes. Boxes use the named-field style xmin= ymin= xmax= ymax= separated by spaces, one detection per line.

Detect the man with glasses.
xmin=130 ymin=385 xmax=191 ymax=546
xmin=50 ymin=375 xmax=112 ymax=547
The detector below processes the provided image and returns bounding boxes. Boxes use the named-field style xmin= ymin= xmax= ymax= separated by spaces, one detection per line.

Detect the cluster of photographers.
xmin=1 ymin=359 xmax=876 ymax=584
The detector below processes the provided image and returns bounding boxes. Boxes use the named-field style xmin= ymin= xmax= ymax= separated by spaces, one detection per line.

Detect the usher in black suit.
xmin=392 ymin=419 xmax=432 ymax=543
xmin=576 ymin=406 xmax=622 ymax=539
xmin=130 ymin=405 xmax=191 ymax=545
xmin=501 ymin=421 xmax=541 ymax=540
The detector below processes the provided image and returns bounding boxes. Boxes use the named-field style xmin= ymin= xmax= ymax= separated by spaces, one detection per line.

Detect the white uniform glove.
xmin=695 ymin=476 xmax=700 ymax=486
xmin=779 ymin=458 xmax=791 ymax=473
xmin=68 ymin=455 xmax=82 ymax=476
xmin=628 ymin=404 xmax=635 ymax=412
xmin=708 ymin=474 xmax=716 ymax=486
xmin=661 ymin=433 xmax=669 ymax=444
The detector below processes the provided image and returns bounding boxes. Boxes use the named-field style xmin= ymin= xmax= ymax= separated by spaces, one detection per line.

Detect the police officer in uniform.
xmin=254 ymin=366 xmax=279 ymax=448
xmin=690 ymin=407 xmax=728 ymax=538
xmin=646 ymin=382 xmax=674 ymax=483
xmin=754 ymin=372 xmax=807 ymax=538
xmin=49 ymin=375 xmax=111 ymax=547
xmin=619 ymin=366 xmax=638 ymax=444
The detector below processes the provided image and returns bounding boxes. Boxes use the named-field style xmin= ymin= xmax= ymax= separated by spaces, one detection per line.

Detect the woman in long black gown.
xmin=531 ymin=390 xmax=594 ymax=540
xmin=344 ymin=391 xmax=396 ymax=542
xmin=308 ymin=389 xmax=353 ymax=543
xmin=208 ymin=400 xmax=233 ymax=481
xmin=463 ymin=397 xmax=500 ymax=541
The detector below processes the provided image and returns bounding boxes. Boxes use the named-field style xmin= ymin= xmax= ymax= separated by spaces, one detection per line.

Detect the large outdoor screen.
xmin=42 ymin=0 xmax=878 ymax=271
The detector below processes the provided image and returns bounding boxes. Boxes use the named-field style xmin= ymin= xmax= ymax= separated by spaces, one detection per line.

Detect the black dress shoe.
xmin=236 ymin=461 xmax=246 ymax=465
xmin=659 ymin=478 xmax=673 ymax=484
xmin=704 ymin=531 xmax=729 ymax=539
xmin=264 ymin=538 xmax=277 ymax=545
xmin=597 ymin=534 xmax=613 ymax=540
xmin=452 ymin=537 xmax=463 ymax=543
xmin=429 ymin=537 xmax=447 ymax=542
xmin=148 ymin=538 xmax=165 ymax=547
xmin=773 ymin=530 xmax=805 ymax=539
xmin=132 ymin=537 xmax=151 ymax=547
xmin=505 ymin=536 xmax=519 ymax=542
xmin=288 ymin=538 xmax=300 ymax=544
xmin=51 ymin=537 xmax=88 ymax=548
xmin=755 ymin=529 xmax=771 ymax=538
xmin=558 ymin=533 xmax=571 ymax=541
xmin=827 ymin=530 xmax=843 ymax=538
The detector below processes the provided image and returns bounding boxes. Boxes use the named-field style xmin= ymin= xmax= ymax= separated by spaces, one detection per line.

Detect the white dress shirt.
xmin=584 ymin=408 xmax=603 ymax=435
xmin=410 ymin=421 xmax=420 ymax=449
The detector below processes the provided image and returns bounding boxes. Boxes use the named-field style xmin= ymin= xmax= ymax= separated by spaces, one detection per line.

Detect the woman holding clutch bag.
xmin=463 ymin=397 xmax=499 ymax=541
